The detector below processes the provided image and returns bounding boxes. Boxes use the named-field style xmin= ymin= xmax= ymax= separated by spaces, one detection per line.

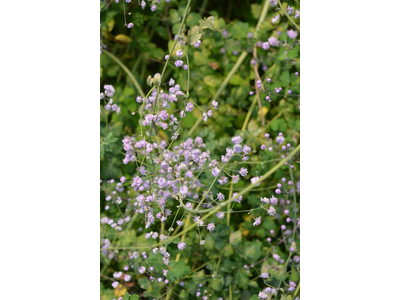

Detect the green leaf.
xmin=251 ymin=4 xmax=261 ymax=19
xmin=167 ymin=260 xmax=190 ymax=281
xmin=236 ymin=268 xmax=250 ymax=288
xmin=188 ymin=26 xmax=202 ymax=45
xmin=229 ymin=230 xmax=242 ymax=246
xmin=169 ymin=9 xmax=181 ymax=24
xmin=194 ymin=51 xmax=207 ymax=65
xmin=227 ymin=21 xmax=250 ymax=39
xmin=122 ymin=293 xmax=130 ymax=300
xmin=279 ymin=70 xmax=290 ymax=87
xmin=114 ymin=34 xmax=131 ymax=44
xmin=244 ymin=241 xmax=262 ymax=260
xmin=287 ymin=46 xmax=300 ymax=59
xmin=186 ymin=12 xmax=201 ymax=27
xmin=204 ymin=75 xmax=221 ymax=87
xmin=211 ymin=277 xmax=224 ymax=290
xmin=130 ymin=295 xmax=139 ymax=300
xmin=199 ymin=16 xmax=215 ymax=37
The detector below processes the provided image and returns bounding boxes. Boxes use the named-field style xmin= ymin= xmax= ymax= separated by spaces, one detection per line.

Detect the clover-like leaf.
xmin=166 ymin=260 xmax=190 ymax=281
xmin=199 ymin=16 xmax=215 ymax=37
xmin=244 ymin=241 xmax=262 ymax=260
xmin=188 ymin=25 xmax=202 ymax=45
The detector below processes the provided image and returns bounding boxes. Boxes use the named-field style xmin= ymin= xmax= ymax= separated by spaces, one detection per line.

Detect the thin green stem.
xmin=185 ymin=51 xmax=190 ymax=96
xmin=294 ymin=281 xmax=300 ymax=297
xmin=226 ymin=179 xmax=234 ymax=225
xmin=242 ymin=95 xmax=258 ymax=131
xmin=102 ymin=49 xmax=145 ymax=98
xmin=256 ymin=0 xmax=270 ymax=30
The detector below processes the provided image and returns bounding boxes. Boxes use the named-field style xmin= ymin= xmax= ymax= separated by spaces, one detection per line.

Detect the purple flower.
xmin=175 ymin=60 xmax=184 ymax=67
xmin=243 ymin=145 xmax=251 ymax=154
xmin=262 ymin=42 xmax=270 ymax=50
xmin=239 ymin=167 xmax=248 ymax=177
xmin=231 ymin=136 xmax=242 ymax=144
xmin=177 ymin=242 xmax=186 ymax=250
xmin=260 ymin=272 xmax=269 ymax=279
xmin=151 ymin=4 xmax=157 ymax=12
xmin=268 ymin=37 xmax=279 ymax=47
xmin=253 ymin=217 xmax=262 ymax=226
xmin=186 ymin=102 xmax=194 ymax=112
xmin=127 ymin=23 xmax=134 ymax=29
xmin=207 ymin=223 xmax=215 ymax=232
xmin=233 ymin=144 xmax=242 ymax=153
xmin=272 ymin=15 xmax=280 ymax=24
xmin=194 ymin=40 xmax=201 ymax=48
xmin=104 ymin=85 xmax=115 ymax=97
xmin=112 ymin=281 xmax=119 ymax=288
xmin=211 ymin=167 xmax=220 ymax=177
xmin=287 ymin=29 xmax=298 ymax=39
xmin=180 ymin=185 xmax=188 ymax=195
xmin=276 ymin=135 xmax=285 ymax=144
xmin=267 ymin=206 xmax=276 ymax=216
xmin=288 ymin=281 xmax=297 ymax=292
xmin=217 ymin=193 xmax=225 ymax=201
xmin=216 ymin=212 xmax=225 ymax=219
xmin=176 ymin=49 xmax=183 ymax=57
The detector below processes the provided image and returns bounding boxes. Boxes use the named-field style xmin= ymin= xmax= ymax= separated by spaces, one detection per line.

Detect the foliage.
xmin=100 ymin=0 xmax=300 ymax=299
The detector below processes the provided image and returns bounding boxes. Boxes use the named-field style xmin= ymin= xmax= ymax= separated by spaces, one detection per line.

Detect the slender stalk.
xmin=289 ymin=164 xmax=298 ymax=222
xmin=247 ymin=0 xmax=270 ymax=129
xmin=256 ymin=0 xmax=270 ymax=29
xmin=226 ymin=179 xmax=234 ymax=225
xmin=242 ymin=93 xmax=258 ymax=131
xmin=185 ymin=52 xmax=191 ymax=96
xmin=102 ymin=49 xmax=145 ymax=98
xmin=294 ymin=281 xmax=300 ymax=297
xmin=253 ymin=47 xmax=266 ymax=127
xmin=277 ymin=252 xmax=292 ymax=292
